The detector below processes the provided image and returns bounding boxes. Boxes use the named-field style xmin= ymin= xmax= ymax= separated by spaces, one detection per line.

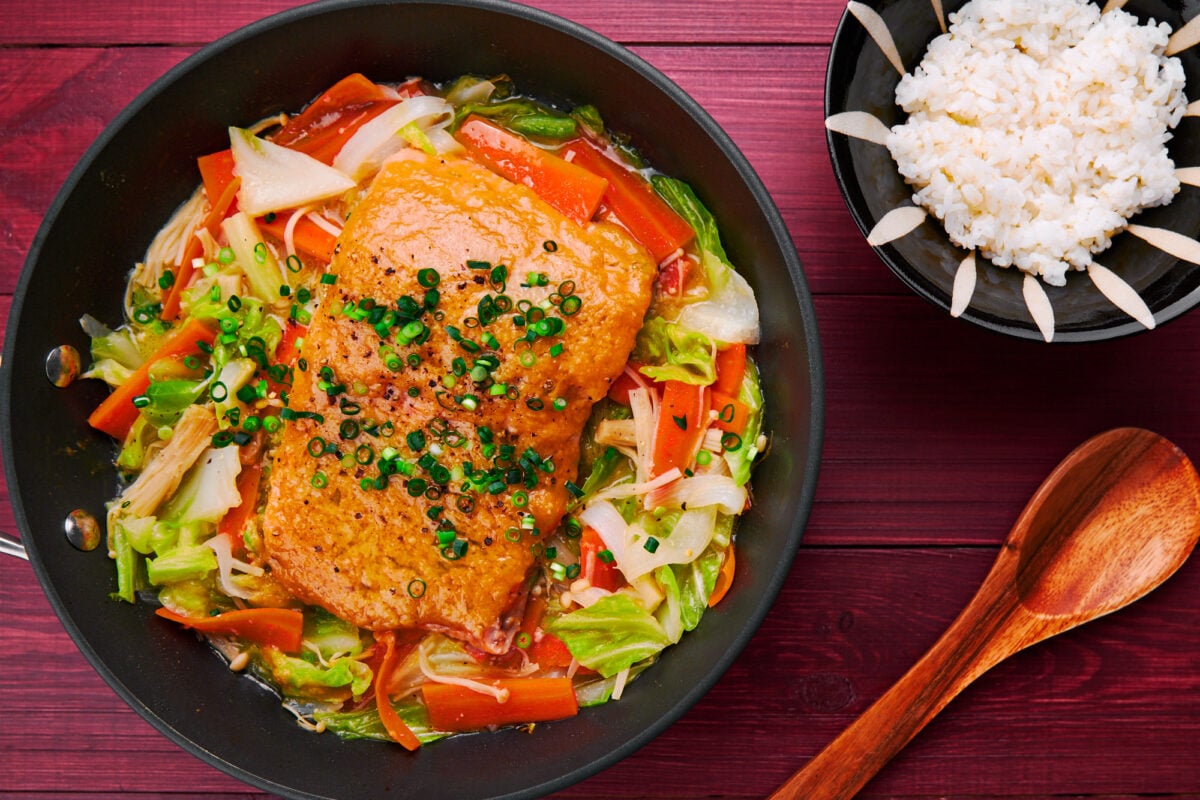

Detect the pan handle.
xmin=0 ymin=532 xmax=28 ymax=561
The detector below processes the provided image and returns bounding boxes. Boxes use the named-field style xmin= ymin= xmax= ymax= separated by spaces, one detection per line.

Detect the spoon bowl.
xmin=1013 ymin=429 xmax=1200 ymax=618
xmin=771 ymin=427 xmax=1200 ymax=800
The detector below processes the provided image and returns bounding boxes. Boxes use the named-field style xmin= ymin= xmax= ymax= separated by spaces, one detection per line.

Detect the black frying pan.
xmin=0 ymin=2 xmax=823 ymax=797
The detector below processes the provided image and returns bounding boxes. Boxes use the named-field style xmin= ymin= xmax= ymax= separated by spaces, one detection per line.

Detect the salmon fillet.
xmin=261 ymin=151 xmax=656 ymax=651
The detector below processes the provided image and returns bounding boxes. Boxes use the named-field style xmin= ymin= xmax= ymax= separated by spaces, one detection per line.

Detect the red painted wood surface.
xmin=2 ymin=1 xmax=1198 ymax=799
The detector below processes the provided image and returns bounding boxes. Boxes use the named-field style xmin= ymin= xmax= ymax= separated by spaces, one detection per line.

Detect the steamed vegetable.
xmin=423 ymin=678 xmax=579 ymax=731
xmin=547 ymin=594 xmax=671 ymax=677
xmin=454 ymin=115 xmax=608 ymax=225
xmin=87 ymin=318 xmax=216 ymax=439
xmin=229 ymin=127 xmax=356 ymax=216
xmin=332 ymin=95 xmax=454 ymax=181
xmin=561 ymin=138 xmax=694 ymax=262
xmin=155 ymin=606 xmax=305 ymax=652
xmin=651 ymin=176 xmax=760 ymax=344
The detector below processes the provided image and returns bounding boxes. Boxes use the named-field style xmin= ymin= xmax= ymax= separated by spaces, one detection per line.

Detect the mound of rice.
xmin=887 ymin=0 xmax=1187 ymax=286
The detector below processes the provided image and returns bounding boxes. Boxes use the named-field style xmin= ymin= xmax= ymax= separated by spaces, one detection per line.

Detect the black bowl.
xmin=0 ymin=1 xmax=823 ymax=798
xmin=826 ymin=0 xmax=1200 ymax=342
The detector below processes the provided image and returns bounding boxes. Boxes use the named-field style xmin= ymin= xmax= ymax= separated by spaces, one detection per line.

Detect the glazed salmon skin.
xmin=262 ymin=151 xmax=656 ymax=651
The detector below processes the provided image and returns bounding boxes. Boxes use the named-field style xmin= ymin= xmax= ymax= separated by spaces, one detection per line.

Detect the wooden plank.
xmin=2 ymin=547 xmax=1197 ymax=797
xmin=807 ymin=295 xmax=1200 ymax=545
xmin=0 ymin=0 xmax=845 ymax=46
xmin=0 ymin=43 xmax=889 ymax=303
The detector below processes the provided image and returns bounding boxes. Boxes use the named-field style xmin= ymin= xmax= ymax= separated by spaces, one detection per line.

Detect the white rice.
xmin=887 ymin=0 xmax=1187 ymax=286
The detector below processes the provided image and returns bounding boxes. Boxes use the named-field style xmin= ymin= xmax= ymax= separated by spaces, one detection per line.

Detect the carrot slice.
xmin=87 ymin=318 xmax=217 ymax=439
xmin=155 ymin=606 xmax=304 ymax=652
xmin=454 ymin=115 xmax=607 ymax=226
xmin=560 ymin=138 xmax=694 ymax=262
xmin=374 ymin=630 xmax=421 ymax=750
xmin=709 ymin=389 xmax=751 ymax=436
xmin=580 ymin=526 xmax=625 ymax=592
xmin=197 ymin=148 xmax=238 ymax=209
xmin=161 ymin=176 xmax=241 ymax=320
xmin=708 ymin=543 xmax=736 ymax=608
xmin=423 ymin=678 xmax=579 ymax=732
xmin=650 ymin=380 xmax=709 ymax=478
xmin=273 ymin=73 xmax=398 ymax=165
xmin=218 ymin=463 xmax=263 ymax=556
xmin=274 ymin=321 xmax=308 ymax=365
xmin=257 ymin=212 xmax=338 ymax=263
xmin=713 ymin=344 xmax=747 ymax=396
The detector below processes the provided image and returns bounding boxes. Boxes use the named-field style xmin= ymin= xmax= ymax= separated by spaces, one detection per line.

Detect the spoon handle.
xmin=769 ymin=566 xmax=1024 ymax=800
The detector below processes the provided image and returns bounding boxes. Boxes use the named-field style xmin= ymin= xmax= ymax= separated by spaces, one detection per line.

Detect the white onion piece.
xmin=586 ymin=467 xmax=682 ymax=506
xmin=332 ymin=95 xmax=454 ymax=181
xmin=675 ymin=268 xmax=761 ymax=345
xmin=426 ymin=127 xmax=465 ymax=155
xmin=628 ymin=386 xmax=657 ymax=482
xmin=652 ymin=473 xmax=747 ymax=516
xmin=229 ymin=127 xmax=355 ymax=216
xmin=204 ymin=534 xmax=258 ymax=599
xmin=579 ymin=501 xmax=719 ymax=581
xmin=445 ymin=78 xmax=495 ymax=106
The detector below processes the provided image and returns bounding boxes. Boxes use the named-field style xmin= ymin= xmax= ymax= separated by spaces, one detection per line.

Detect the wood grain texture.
xmin=3 ymin=548 xmax=1198 ymax=797
xmin=0 ymin=0 xmax=841 ymax=45
xmin=3 ymin=0 xmax=1200 ymax=798
xmin=774 ymin=429 xmax=1200 ymax=800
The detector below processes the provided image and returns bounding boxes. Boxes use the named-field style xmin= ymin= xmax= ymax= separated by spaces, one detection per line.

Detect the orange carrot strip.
xmin=274 ymin=321 xmax=308 ymax=365
xmin=257 ymin=213 xmax=338 ymax=263
xmin=218 ymin=463 xmax=263 ymax=557
xmin=560 ymin=139 xmax=694 ymax=262
xmin=713 ymin=344 xmax=747 ymax=397
xmin=651 ymin=380 xmax=710 ymax=478
xmin=516 ymin=595 xmax=576 ymax=668
xmin=87 ymin=318 xmax=217 ymax=439
xmin=708 ymin=543 xmax=736 ymax=608
xmin=161 ymin=176 xmax=241 ymax=320
xmin=454 ymin=115 xmax=608 ymax=226
xmin=423 ymin=678 xmax=579 ymax=732
xmin=273 ymin=73 xmax=397 ymax=165
xmin=155 ymin=606 xmax=304 ymax=652
xmin=374 ymin=631 xmax=421 ymax=750
xmin=580 ymin=526 xmax=625 ymax=592
xmin=197 ymin=148 xmax=238 ymax=209
xmin=709 ymin=389 xmax=751 ymax=436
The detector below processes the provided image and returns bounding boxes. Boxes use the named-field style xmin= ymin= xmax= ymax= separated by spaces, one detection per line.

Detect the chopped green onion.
xmin=644 ymin=537 xmax=660 ymax=553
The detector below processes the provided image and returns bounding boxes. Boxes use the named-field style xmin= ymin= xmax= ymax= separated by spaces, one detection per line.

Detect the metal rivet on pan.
xmin=64 ymin=509 xmax=101 ymax=552
xmin=45 ymin=345 xmax=82 ymax=388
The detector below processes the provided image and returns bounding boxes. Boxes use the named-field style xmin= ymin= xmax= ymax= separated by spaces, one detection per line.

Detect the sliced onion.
xmin=628 ymin=386 xmax=657 ymax=482
xmin=579 ymin=500 xmax=719 ymax=582
xmin=586 ymin=467 xmax=682 ymax=505
xmin=229 ymin=127 xmax=356 ymax=216
xmin=675 ymin=267 xmax=760 ymax=345
xmin=204 ymin=534 xmax=259 ymax=600
xmin=332 ymin=95 xmax=454 ymax=182
xmin=652 ymin=473 xmax=747 ymax=516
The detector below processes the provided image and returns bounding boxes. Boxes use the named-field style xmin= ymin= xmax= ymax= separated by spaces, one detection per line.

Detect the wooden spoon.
xmin=770 ymin=427 xmax=1200 ymax=800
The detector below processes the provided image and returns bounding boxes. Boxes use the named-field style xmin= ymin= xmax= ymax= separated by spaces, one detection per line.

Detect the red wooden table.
xmin=2 ymin=1 xmax=1198 ymax=798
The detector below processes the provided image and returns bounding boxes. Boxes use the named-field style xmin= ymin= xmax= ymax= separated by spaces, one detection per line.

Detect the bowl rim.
xmin=1 ymin=1 xmax=825 ymax=797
